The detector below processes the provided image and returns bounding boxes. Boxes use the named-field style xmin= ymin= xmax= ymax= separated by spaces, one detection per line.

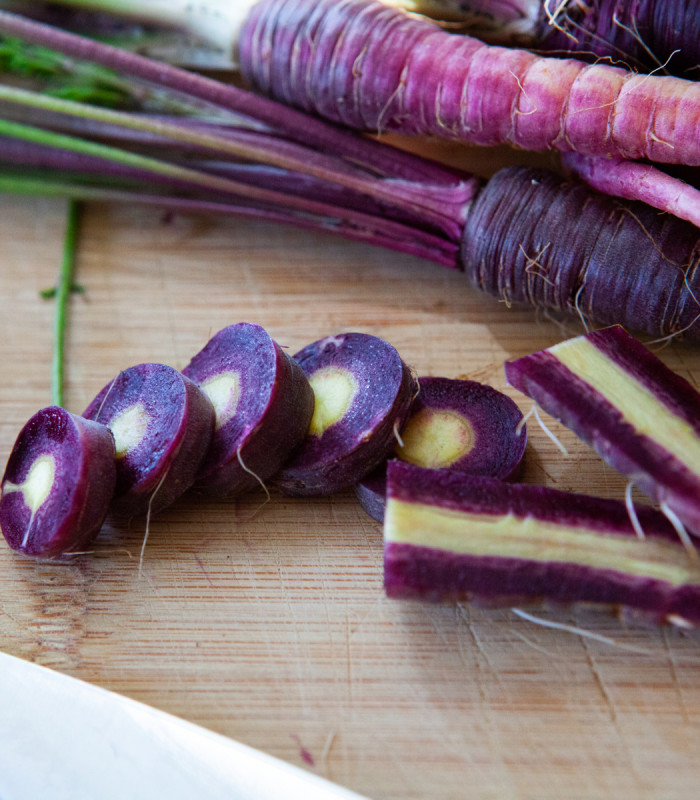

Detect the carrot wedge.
xmin=505 ymin=325 xmax=700 ymax=537
xmin=383 ymin=462 xmax=700 ymax=626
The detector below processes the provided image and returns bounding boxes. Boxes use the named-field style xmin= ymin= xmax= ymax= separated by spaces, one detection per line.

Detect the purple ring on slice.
xmin=274 ymin=332 xmax=418 ymax=496
xmin=83 ymin=363 xmax=215 ymax=516
xmin=356 ymin=376 xmax=526 ymax=522
xmin=182 ymin=322 xmax=314 ymax=497
xmin=1 ymin=406 xmax=116 ymax=557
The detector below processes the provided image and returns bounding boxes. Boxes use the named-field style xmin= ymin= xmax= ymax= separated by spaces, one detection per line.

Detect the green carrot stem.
xmin=0 ymin=83 xmax=465 ymax=228
xmin=0 ymin=82 xmax=356 ymax=183
xmin=52 ymin=199 xmax=81 ymax=408
xmin=0 ymin=116 xmax=360 ymax=218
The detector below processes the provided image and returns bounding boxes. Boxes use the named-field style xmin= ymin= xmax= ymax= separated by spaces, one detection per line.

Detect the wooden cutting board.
xmin=1 ymin=141 xmax=699 ymax=799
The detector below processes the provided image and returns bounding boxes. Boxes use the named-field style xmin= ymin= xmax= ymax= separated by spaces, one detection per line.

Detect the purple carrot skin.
xmin=356 ymin=376 xmax=526 ymax=522
xmin=182 ymin=323 xmax=314 ymax=498
xmin=383 ymin=461 xmax=700 ymax=626
xmin=460 ymin=166 xmax=700 ymax=340
xmin=562 ymin=154 xmax=700 ymax=229
xmin=408 ymin=0 xmax=700 ymax=78
xmin=505 ymin=325 xmax=700 ymax=536
xmin=273 ymin=333 xmax=418 ymax=496
xmin=240 ymin=0 xmax=700 ymax=166
xmin=0 ymin=407 xmax=116 ymax=557
xmin=83 ymin=363 xmax=215 ymax=516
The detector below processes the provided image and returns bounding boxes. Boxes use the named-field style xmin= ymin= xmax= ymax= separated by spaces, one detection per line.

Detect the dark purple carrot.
xmin=356 ymin=376 xmax=526 ymax=521
xmin=383 ymin=461 xmax=700 ymax=627
xmin=505 ymin=325 xmax=700 ymax=538
xmin=239 ymin=0 xmax=700 ymax=166
xmin=460 ymin=166 xmax=700 ymax=341
xmin=408 ymin=1 xmax=700 ymax=78
xmin=83 ymin=363 xmax=215 ymax=516
xmin=0 ymin=406 xmax=116 ymax=557
xmin=182 ymin=322 xmax=314 ymax=498
xmin=274 ymin=333 xmax=418 ymax=496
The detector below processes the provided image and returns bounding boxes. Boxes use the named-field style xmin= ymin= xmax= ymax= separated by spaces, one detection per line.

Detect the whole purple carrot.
xmin=239 ymin=0 xmax=700 ymax=166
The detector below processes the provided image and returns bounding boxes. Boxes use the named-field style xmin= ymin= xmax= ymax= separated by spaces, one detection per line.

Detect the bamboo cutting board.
xmin=1 ymin=141 xmax=699 ymax=799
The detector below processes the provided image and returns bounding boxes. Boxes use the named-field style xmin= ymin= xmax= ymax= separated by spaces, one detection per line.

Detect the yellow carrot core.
xmin=397 ymin=408 xmax=474 ymax=468
xmin=200 ymin=371 xmax=241 ymax=429
xmin=308 ymin=366 xmax=358 ymax=436
xmin=2 ymin=454 xmax=56 ymax=513
xmin=109 ymin=402 xmax=149 ymax=458
xmin=386 ymin=499 xmax=700 ymax=588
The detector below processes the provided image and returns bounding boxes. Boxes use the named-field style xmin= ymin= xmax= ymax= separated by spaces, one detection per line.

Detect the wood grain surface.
xmin=1 ymin=140 xmax=700 ymax=799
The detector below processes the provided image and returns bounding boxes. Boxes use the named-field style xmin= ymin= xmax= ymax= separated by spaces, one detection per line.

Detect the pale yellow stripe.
xmin=385 ymin=499 xmax=700 ymax=588
xmin=550 ymin=336 xmax=700 ymax=475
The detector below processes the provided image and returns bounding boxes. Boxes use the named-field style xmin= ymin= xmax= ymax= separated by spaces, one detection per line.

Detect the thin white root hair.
xmin=63 ymin=548 xmax=135 ymax=558
xmin=666 ymin=266 xmax=700 ymax=344
xmin=543 ymin=0 xmax=578 ymax=41
xmin=519 ymin=242 xmax=553 ymax=283
xmin=410 ymin=369 xmax=421 ymax=402
xmin=518 ymin=404 xmax=568 ymax=455
xmin=660 ymin=502 xmax=699 ymax=562
xmin=624 ymin=481 xmax=646 ymax=539
xmin=511 ymin=607 xmax=653 ymax=653
xmin=569 ymin=47 xmax=681 ymax=119
xmin=393 ymin=418 xmax=405 ymax=449
xmin=510 ymin=71 xmax=538 ymax=115
xmin=92 ymin=375 xmax=118 ymax=423
xmin=533 ymin=405 xmax=569 ymax=455
xmin=234 ymin=446 xmax=272 ymax=521
xmin=515 ymin=405 xmax=533 ymax=436
xmin=647 ymin=312 xmax=700 ymax=348
xmin=320 ymin=730 xmax=337 ymax=764
xmin=376 ymin=80 xmax=404 ymax=136
xmin=611 ymin=10 xmax=663 ymax=69
xmin=236 ymin=446 xmax=270 ymax=503
xmin=139 ymin=469 xmax=169 ymax=578
xmin=573 ymin=284 xmax=590 ymax=333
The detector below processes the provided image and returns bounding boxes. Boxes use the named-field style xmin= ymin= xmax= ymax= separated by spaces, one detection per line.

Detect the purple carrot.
xmin=239 ymin=0 xmax=700 ymax=166
xmin=0 ymin=407 xmax=116 ymax=557
xmin=409 ymin=0 xmax=700 ymax=78
xmin=383 ymin=461 xmax=700 ymax=627
xmin=505 ymin=325 xmax=700 ymax=538
xmin=0 ymin=7 xmax=471 ymax=188
xmin=460 ymin=166 xmax=700 ymax=341
xmin=0 ymin=8 xmax=699 ymax=340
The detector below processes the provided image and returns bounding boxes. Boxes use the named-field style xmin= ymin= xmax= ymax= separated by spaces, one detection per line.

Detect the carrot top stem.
xmin=51 ymin=199 xmax=81 ymax=409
